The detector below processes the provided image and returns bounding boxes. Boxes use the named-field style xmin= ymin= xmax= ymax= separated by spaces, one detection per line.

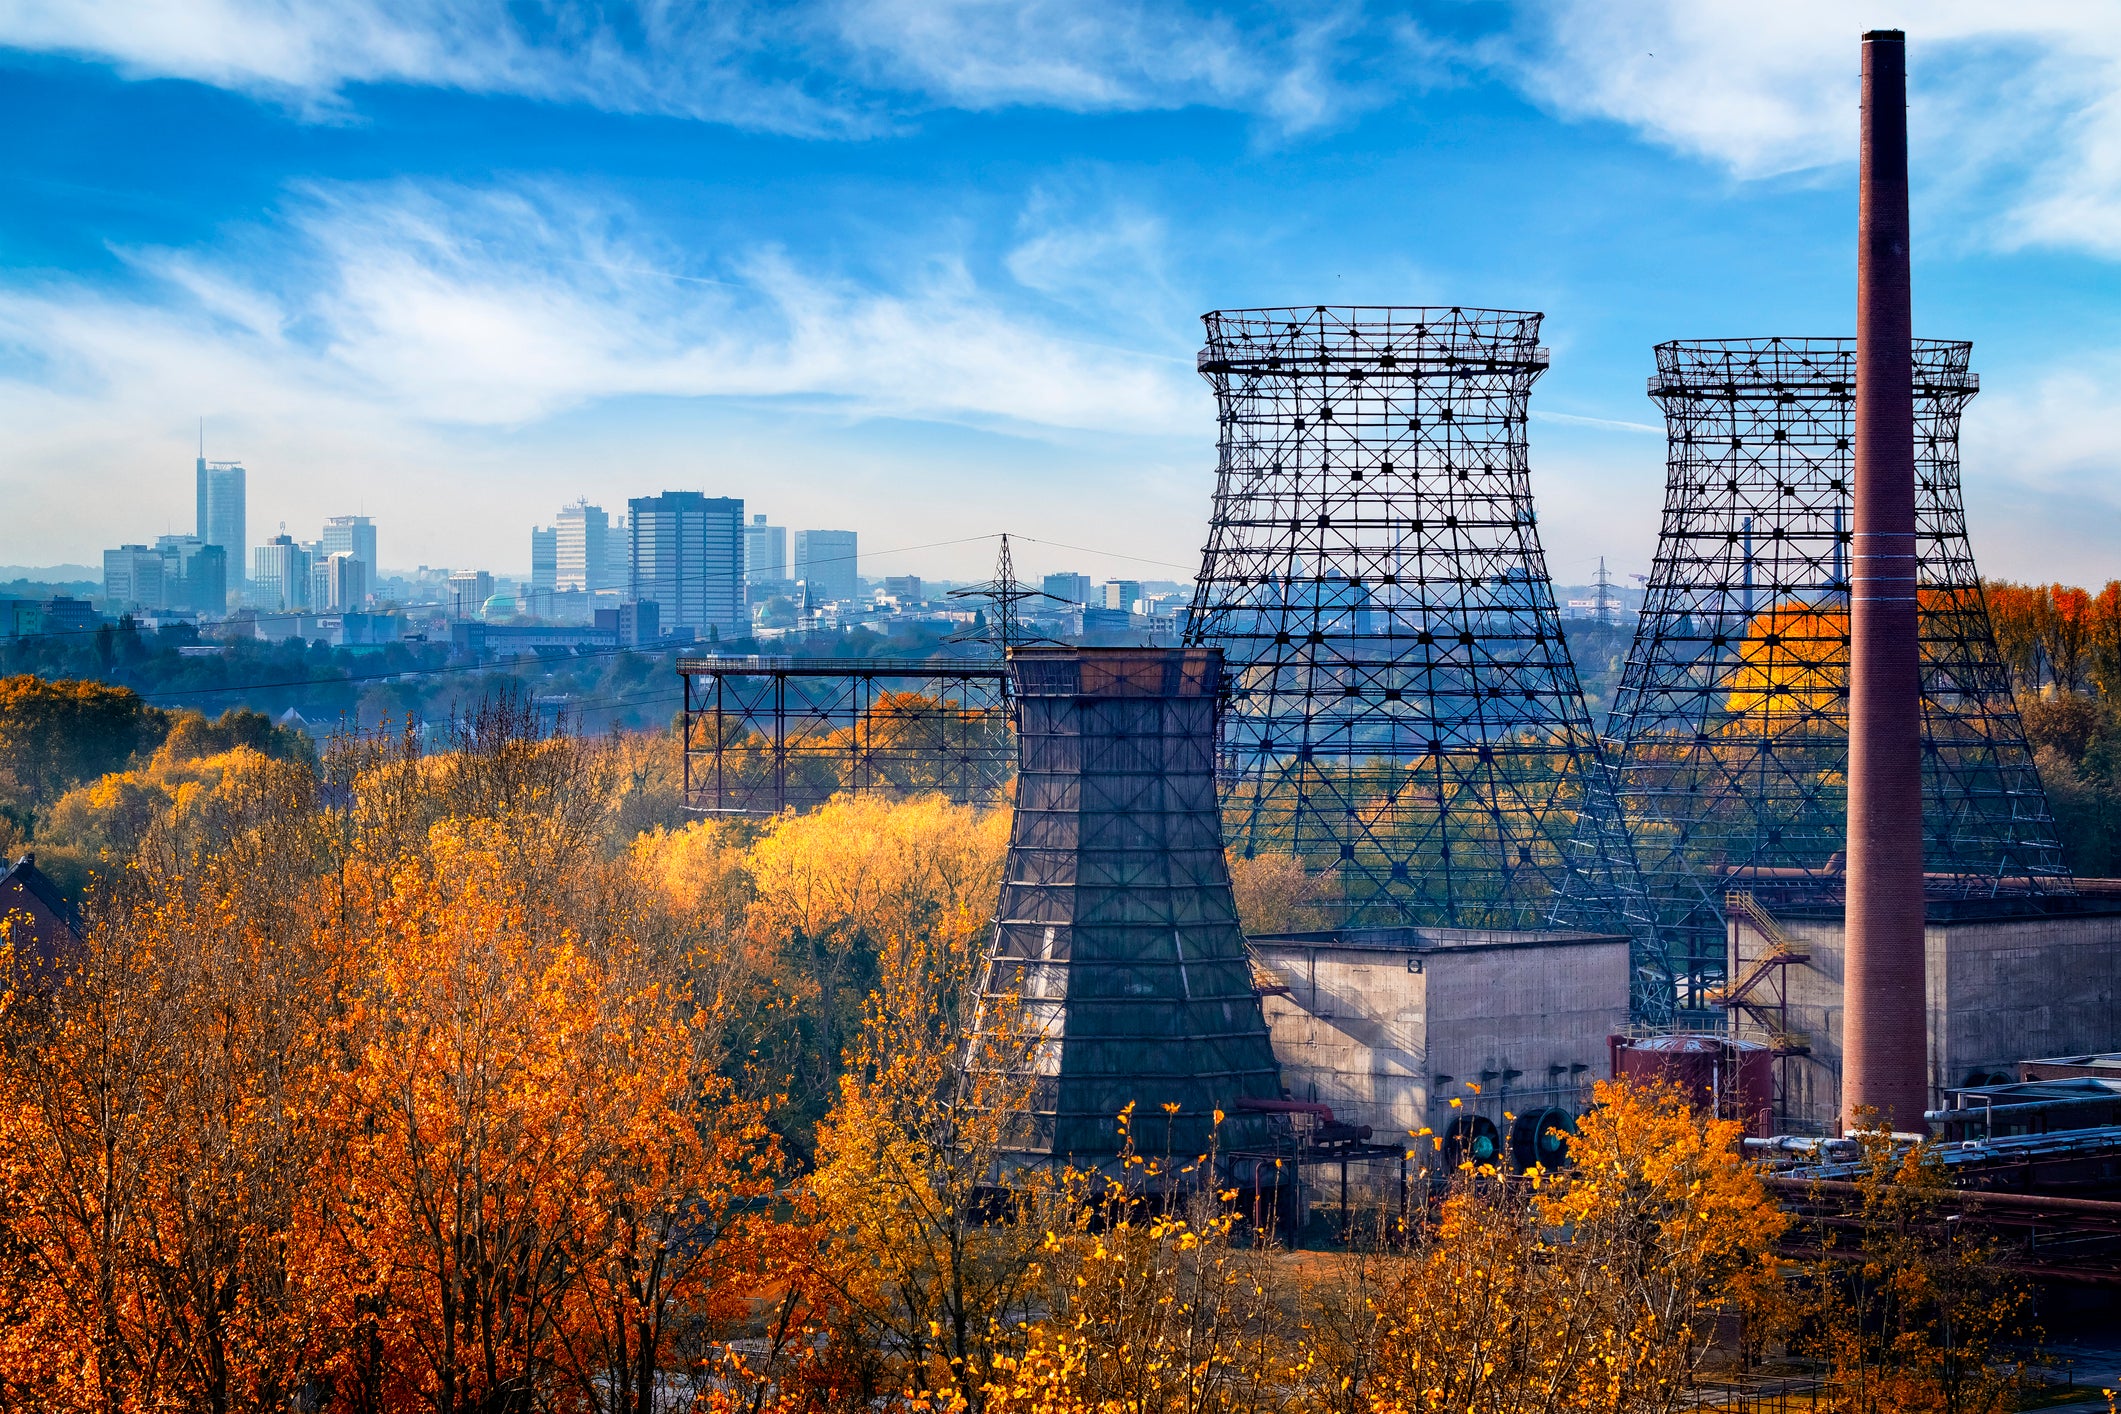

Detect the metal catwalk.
xmin=1184 ymin=307 xmax=1658 ymax=987
xmin=1599 ymin=337 xmax=2069 ymax=1002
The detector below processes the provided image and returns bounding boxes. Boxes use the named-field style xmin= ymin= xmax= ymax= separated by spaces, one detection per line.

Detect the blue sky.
xmin=6 ymin=2 xmax=2121 ymax=587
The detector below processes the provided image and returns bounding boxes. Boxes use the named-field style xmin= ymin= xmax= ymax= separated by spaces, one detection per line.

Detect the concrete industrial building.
xmin=1726 ymin=899 xmax=2121 ymax=1133
xmin=1251 ymin=927 xmax=1630 ymax=1158
xmin=629 ymin=492 xmax=744 ymax=639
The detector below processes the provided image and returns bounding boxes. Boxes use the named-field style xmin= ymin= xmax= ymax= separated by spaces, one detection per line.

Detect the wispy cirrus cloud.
xmin=1499 ymin=2 xmax=2121 ymax=257
xmin=0 ymin=0 xmax=1401 ymax=134
xmin=9 ymin=178 xmax=1200 ymax=434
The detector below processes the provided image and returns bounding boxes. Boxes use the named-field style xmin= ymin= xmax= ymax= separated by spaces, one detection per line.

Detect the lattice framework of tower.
xmin=1600 ymin=337 xmax=2070 ymax=1002
xmin=1185 ymin=306 xmax=1658 ymax=967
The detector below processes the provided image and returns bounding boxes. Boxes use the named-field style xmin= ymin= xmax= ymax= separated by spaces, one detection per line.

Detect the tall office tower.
xmin=1102 ymin=580 xmax=1143 ymax=612
xmin=190 ymin=545 xmax=228 ymax=616
xmin=555 ymin=500 xmax=610 ymax=592
xmin=1042 ymin=572 xmax=1092 ymax=606
xmin=793 ymin=529 xmax=857 ymax=604
xmin=607 ymin=513 xmax=629 ymax=592
xmin=530 ymin=527 xmax=557 ymax=593
xmin=315 ymin=552 xmax=368 ymax=613
xmin=628 ymin=493 xmax=744 ymax=638
xmin=155 ymin=534 xmax=203 ymax=608
xmin=744 ymin=513 xmax=789 ymax=584
xmin=448 ymin=570 xmax=494 ymax=619
xmin=252 ymin=533 xmax=312 ymax=612
xmin=102 ymin=545 xmax=167 ymax=611
xmin=321 ymin=515 xmax=378 ymax=583
xmin=195 ymin=456 xmax=247 ymax=589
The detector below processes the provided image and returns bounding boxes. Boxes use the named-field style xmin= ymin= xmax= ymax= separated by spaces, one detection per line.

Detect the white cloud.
xmin=1503 ymin=2 xmax=2121 ymax=256
xmin=0 ymin=0 xmax=1393 ymax=134
xmin=49 ymin=179 xmax=1199 ymax=434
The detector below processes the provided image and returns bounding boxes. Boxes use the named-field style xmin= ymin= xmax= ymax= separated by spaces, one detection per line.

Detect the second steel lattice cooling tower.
xmin=1596 ymin=336 xmax=2069 ymax=1002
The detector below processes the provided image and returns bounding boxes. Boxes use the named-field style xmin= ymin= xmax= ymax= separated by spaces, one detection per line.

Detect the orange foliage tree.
xmin=0 ymin=708 xmax=783 ymax=1414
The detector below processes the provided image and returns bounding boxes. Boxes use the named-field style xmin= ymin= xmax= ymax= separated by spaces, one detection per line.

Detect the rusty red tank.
xmin=1609 ymin=1034 xmax=1774 ymax=1138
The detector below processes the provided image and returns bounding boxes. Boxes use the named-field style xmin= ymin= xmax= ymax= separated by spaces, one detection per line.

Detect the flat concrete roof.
xmin=1771 ymin=894 xmax=2121 ymax=924
xmin=1249 ymin=926 xmax=1629 ymax=956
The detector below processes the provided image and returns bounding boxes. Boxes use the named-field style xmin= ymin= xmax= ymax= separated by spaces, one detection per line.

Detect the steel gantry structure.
xmin=1594 ymin=337 xmax=2070 ymax=1003
xmin=678 ymin=656 xmax=1013 ymax=814
xmin=1182 ymin=306 xmax=1662 ymax=998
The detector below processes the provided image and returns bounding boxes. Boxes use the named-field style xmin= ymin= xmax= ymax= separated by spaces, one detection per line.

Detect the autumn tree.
xmin=1792 ymin=1126 xmax=2025 ymax=1414
xmin=0 ymin=674 xmax=168 ymax=813
xmin=742 ymin=793 xmax=1011 ymax=1156
xmin=794 ymin=859 xmax=1050 ymax=1414
xmin=985 ymin=1117 xmax=1287 ymax=1414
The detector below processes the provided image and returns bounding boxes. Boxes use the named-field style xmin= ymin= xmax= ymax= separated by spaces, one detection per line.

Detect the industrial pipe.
xmin=1842 ymin=29 xmax=1929 ymax=1133
xmin=1926 ymin=1094 xmax=2121 ymax=1125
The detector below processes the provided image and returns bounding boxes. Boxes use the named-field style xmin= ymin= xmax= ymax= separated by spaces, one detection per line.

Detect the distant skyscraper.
xmin=530 ymin=527 xmax=557 ymax=593
xmin=321 ymin=515 xmax=378 ymax=585
xmin=628 ymin=493 xmax=744 ymax=638
xmin=155 ymin=534 xmax=227 ymax=615
xmin=555 ymin=501 xmax=610 ymax=592
xmin=1103 ymin=580 xmax=1142 ymax=612
xmin=607 ymin=512 xmax=629 ymax=593
xmin=195 ymin=454 xmax=246 ymax=589
xmin=316 ymin=552 xmax=368 ymax=612
xmin=102 ymin=545 xmax=166 ymax=611
xmin=448 ymin=570 xmax=494 ymax=620
xmin=1043 ymin=572 xmax=1092 ymax=606
xmin=793 ymin=529 xmax=857 ymax=604
xmin=745 ymin=514 xmax=789 ymax=584
xmin=252 ymin=533 xmax=311 ymax=612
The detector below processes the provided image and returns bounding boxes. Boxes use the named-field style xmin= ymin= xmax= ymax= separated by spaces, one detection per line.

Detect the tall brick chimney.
xmin=1842 ymin=29 xmax=1928 ymax=1132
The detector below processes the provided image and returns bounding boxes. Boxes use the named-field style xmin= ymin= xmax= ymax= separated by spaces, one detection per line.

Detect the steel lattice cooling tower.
xmin=1599 ymin=337 xmax=2070 ymax=1003
xmin=966 ymin=646 xmax=1287 ymax=1164
xmin=1184 ymin=307 xmax=1656 ymax=978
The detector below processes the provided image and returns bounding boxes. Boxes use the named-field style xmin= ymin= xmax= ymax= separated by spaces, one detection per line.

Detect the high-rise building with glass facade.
xmin=793 ymin=529 xmax=857 ymax=604
xmin=745 ymin=514 xmax=789 ymax=584
xmin=556 ymin=501 xmax=610 ymax=592
xmin=102 ymin=545 xmax=166 ymax=611
xmin=530 ymin=526 xmax=557 ymax=593
xmin=321 ymin=515 xmax=378 ymax=586
xmin=627 ymin=493 xmax=744 ymax=639
xmin=155 ymin=534 xmax=227 ymax=615
xmin=252 ymin=534 xmax=311 ymax=613
xmin=196 ymin=456 xmax=246 ymax=590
